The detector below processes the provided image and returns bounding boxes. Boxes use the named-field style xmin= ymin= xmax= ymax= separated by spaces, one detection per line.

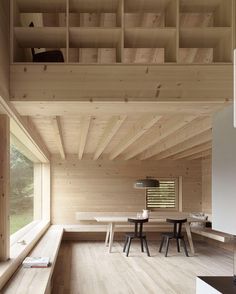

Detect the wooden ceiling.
xmin=25 ymin=113 xmax=212 ymax=160
xmin=9 ymin=0 xmax=234 ymax=161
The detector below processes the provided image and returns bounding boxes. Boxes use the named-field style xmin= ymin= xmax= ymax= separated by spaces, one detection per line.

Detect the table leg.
xmin=105 ymin=223 xmax=111 ymax=247
xmin=186 ymin=222 xmax=195 ymax=255
xmin=108 ymin=222 xmax=115 ymax=253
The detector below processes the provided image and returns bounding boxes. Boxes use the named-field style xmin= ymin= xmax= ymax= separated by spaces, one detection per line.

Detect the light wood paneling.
xmin=10 ymin=64 xmax=232 ymax=102
xmin=0 ymin=0 xmax=9 ymax=100
xmin=0 ymin=115 xmax=10 ymax=261
xmin=202 ymin=156 xmax=212 ymax=214
xmin=52 ymin=241 xmax=233 ymax=294
xmin=78 ymin=115 xmax=91 ymax=160
xmin=51 ymin=155 xmax=202 ymax=224
xmin=52 ymin=116 xmax=66 ymax=159
xmin=141 ymin=117 xmax=212 ymax=160
xmin=29 ymin=114 xmax=213 ymax=160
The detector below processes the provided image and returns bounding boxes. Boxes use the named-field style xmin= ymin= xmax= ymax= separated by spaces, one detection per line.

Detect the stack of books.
xmin=22 ymin=257 xmax=50 ymax=268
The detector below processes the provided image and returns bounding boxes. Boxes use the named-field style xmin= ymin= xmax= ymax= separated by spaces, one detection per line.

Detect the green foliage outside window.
xmin=10 ymin=144 xmax=34 ymax=234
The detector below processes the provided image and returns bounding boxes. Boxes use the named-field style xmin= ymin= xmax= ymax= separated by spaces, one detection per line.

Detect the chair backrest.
xmin=166 ymin=218 xmax=187 ymax=238
xmin=128 ymin=218 xmax=149 ymax=238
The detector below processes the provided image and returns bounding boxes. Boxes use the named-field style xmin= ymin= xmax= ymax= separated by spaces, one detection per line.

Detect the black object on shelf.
xmin=29 ymin=22 xmax=64 ymax=63
xmin=205 ymin=221 xmax=212 ymax=228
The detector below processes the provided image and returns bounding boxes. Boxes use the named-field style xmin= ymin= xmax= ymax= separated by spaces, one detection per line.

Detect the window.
xmin=146 ymin=178 xmax=179 ymax=210
xmin=10 ymin=140 xmax=37 ymax=234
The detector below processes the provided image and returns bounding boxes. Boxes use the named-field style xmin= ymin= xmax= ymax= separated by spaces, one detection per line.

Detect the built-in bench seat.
xmin=191 ymin=228 xmax=232 ymax=243
xmin=2 ymin=226 xmax=64 ymax=294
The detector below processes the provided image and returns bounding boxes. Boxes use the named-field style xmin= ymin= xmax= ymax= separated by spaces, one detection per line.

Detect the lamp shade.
xmin=134 ymin=178 xmax=160 ymax=189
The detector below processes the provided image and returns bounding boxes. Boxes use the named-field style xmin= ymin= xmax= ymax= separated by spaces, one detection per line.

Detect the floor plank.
xmin=52 ymin=241 xmax=233 ymax=294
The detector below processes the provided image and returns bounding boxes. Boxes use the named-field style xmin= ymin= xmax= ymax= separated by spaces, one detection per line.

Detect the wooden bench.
xmin=2 ymin=226 xmax=64 ymax=294
xmin=191 ymin=228 xmax=232 ymax=243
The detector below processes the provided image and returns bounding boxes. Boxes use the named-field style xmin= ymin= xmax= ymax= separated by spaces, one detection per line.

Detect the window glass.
xmin=10 ymin=144 xmax=34 ymax=234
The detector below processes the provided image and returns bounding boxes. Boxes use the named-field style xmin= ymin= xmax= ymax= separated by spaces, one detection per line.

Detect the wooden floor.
xmin=52 ymin=241 xmax=233 ymax=294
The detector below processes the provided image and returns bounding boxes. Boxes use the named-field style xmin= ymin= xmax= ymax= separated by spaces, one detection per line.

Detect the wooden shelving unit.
xmin=11 ymin=0 xmax=235 ymax=64
xmin=179 ymin=0 xmax=233 ymax=63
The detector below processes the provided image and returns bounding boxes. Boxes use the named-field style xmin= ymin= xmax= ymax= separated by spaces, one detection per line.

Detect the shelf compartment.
xmin=14 ymin=27 xmax=66 ymax=48
xmin=124 ymin=0 xmax=177 ymax=27
xmin=180 ymin=0 xmax=232 ymax=27
xmin=69 ymin=0 xmax=119 ymax=13
xmin=69 ymin=28 xmax=121 ymax=48
xmin=123 ymin=48 xmax=165 ymax=64
xmin=69 ymin=48 xmax=117 ymax=63
xmin=180 ymin=13 xmax=214 ymax=27
xmin=15 ymin=0 xmax=66 ymax=13
xmin=124 ymin=28 xmax=176 ymax=62
xmin=18 ymin=13 xmax=66 ymax=27
xmin=178 ymin=48 xmax=213 ymax=64
xmin=180 ymin=28 xmax=232 ymax=62
xmin=69 ymin=28 xmax=121 ymax=62
xmin=13 ymin=27 xmax=66 ymax=62
xmin=69 ymin=13 xmax=117 ymax=27
xmin=14 ymin=0 xmax=66 ymax=27
xmin=125 ymin=13 xmax=165 ymax=28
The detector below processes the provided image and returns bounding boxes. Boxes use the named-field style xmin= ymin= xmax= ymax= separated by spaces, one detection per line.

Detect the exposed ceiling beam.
xmin=93 ymin=115 xmax=127 ymax=160
xmin=12 ymin=101 xmax=229 ymax=117
xmin=151 ymin=129 xmax=212 ymax=161
xmin=109 ymin=114 xmax=161 ymax=160
xmin=140 ymin=116 xmax=212 ymax=160
xmin=52 ymin=116 xmax=65 ymax=160
xmin=171 ymin=142 xmax=212 ymax=160
xmin=124 ymin=115 xmax=197 ymax=160
xmin=78 ymin=115 xmax=91 ymax=160
xmin=185 ymin=149 xmax=212 ymax=161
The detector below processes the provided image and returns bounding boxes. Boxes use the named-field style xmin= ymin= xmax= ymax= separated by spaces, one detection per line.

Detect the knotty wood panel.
xmin=10 ymin=64 xmax=232 ymax=102
xmin=51 ymin=155 xmax=202 ymax=224
xmin=202 ymin=156 xmax=212 ymax=214
xmin=0 ymin=0 xmax=9 ymax=100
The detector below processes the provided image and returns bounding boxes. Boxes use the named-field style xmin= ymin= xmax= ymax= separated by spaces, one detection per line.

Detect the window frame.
xmin=146 ymin=177 xmax=180 ymax=212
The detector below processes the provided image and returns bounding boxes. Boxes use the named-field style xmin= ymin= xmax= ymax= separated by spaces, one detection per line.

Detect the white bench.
xmin=2 ymin=226 xmax=64 ymax=294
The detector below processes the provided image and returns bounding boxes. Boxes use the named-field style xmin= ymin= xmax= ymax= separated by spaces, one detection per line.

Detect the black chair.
xmin=29 ymin=22 xmax=64 ymax=63
xmin=159 ymin=218 xmax=189 ymax=257
xmin=123 ymin=218 xmax=150 ymax=257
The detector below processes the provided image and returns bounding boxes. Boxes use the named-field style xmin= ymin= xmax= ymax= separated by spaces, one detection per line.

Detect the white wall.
xmin=212 ymin=105 xmax=236 ymax=235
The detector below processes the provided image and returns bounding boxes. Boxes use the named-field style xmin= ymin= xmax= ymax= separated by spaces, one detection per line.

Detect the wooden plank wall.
xmin=51 ymin=155 xmax=202 ymax=224
xmin=0 ymin=0 xmax=9 ymax=100
xmin=202 ymin=156 xmax=212 ymax=214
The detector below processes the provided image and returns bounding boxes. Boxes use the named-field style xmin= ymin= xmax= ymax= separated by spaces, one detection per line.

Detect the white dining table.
xmin=95 ymin=216 xmax=204 ymax=255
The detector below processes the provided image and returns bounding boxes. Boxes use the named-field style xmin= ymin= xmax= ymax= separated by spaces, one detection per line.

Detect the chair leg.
xmin=165 ymin=237 xmax=170 ymax=257
xmin=126 ymin=237 xmax=132 ymax=257
xmin=176 ymin=238 xmax=180 ymax=252
xmin=123 ymin=236 xmax=128 ymax=252
xmin=143 ymin=237 xmax=150 ymax=257
xmin=140 ymin=238 xmax=144 ymax=252
xmin=159 ymin=236 xmax=165 ymax=253
xmin=181 ymin=238 xmax=189 ymax=257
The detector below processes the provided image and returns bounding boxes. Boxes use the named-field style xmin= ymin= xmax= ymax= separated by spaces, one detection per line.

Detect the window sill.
xmin=0 ymin=220 xmax=50 ymax=290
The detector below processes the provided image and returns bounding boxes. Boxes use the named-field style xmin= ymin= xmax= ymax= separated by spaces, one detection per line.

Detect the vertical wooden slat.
xmin=0 ymin=114 xmax=10 ymax=261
